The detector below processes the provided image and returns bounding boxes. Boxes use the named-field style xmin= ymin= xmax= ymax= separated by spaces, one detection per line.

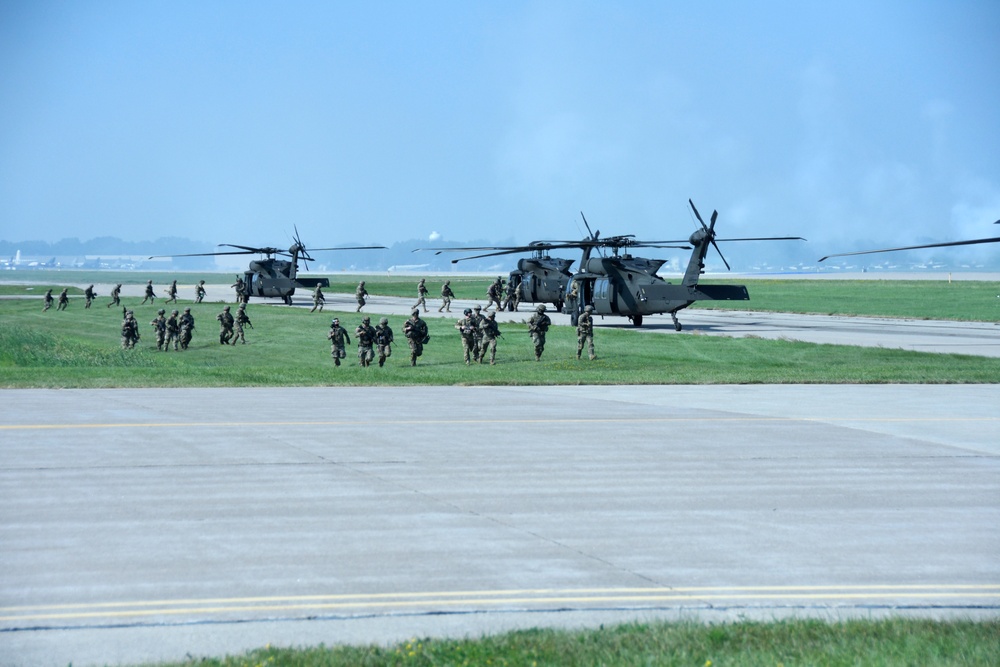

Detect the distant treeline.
xmin=0 ymin=237 xmax=212 ymax=257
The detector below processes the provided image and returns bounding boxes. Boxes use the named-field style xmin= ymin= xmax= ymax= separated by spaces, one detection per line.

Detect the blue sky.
xmin=1 ymin=0 xmax=998 ymax=263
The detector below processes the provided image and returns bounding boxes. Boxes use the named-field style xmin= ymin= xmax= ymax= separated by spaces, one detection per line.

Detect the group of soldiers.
xmin=146 ymin=307 xmax=197 ymax=351
xmin=328 ymin=310 xmax=428 ymax=367
xmin=216 ymin=303 xmax=253 ymax=345
xmin=43 ymin=279 xmax=208 ymax=312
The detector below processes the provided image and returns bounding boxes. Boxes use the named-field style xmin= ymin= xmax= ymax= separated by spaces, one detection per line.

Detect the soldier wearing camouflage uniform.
xmin=165 ymin=310 xmax=181 ymax=351
xmin=375 ymin=317 xmax=394 ymax=367
xmin=141 ymin=280 xmax=156 ymax=305
xmin=179 ymin=307 xmax=195 ymax=350
xmin=121 ymin=310 xmax=140 ymax=349
xmin=503 ymin=278 xmax=518 ymax=312
xmin=414 ymin=278 xmax=429 ymax=312
xmin=439 ymin=280 xmax=454 ymax=312
xmin=403 ymin=310 xmax=428 ymax=366
xmin=231 ymin=275 xmax=246 ymax=303
xmin=455 ymin=308 xmax=477 ymax=365
xmin=479 ymin=310 xmax=501 ymax=365
xmin=42 ymin=288 xmax=54 ymax=312
xmin=233 ymin=303 xmax=251 ymax=344
xmin=217 ymin=306 xmax=235 ymax=345
xmin=150 ymin=309 xmax=167 ymax=350
xmin=355 ymin=281 xmax=368 ymax=312
xmin=469 ymin=305 xmax=485 ymax=361
xmin=485 ymin=277 xmax=503 ymax=310
xmin=527 ymin=303 xmax=552 ymax=361
xmin=107 ymin=283 xmax=122 ymax=308
xmin=310 ymin=284 xmax=325 ymax=312
xmin=165 ymin=280 xmax=178 ymax=304
xmin=327 ymin=317 xmax=350 ymax=366
xmin=576 ymin=304 xmax=596 ymax=360
xmin=56 ymin=288 xmax=69 ymax=311
xmin=355 ymin=316 xmax=376 ymax=367
xmin=84 ymin=284 xmax=97 ymax=308
xmin=195 ymin=280 xmax=206 ymax=304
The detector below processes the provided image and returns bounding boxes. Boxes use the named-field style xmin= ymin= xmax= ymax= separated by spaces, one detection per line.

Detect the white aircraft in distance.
xmin=819 ymin=221 xmax=999 ymax=262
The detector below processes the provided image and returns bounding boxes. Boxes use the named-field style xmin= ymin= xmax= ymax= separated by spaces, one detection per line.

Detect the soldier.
xmin=355 ymin=280 xmax=369 ymax=312
xmin=576 ymin=304 xmax=596 ymax=361
xmin=56 ymin=288 xmax=69 ymax=311
xmin=217 ymin=305 xmax=235 ymax=345
xmin=42 ymin=288 xmax=54 ymax=311
xmin=375 ymin=317 xmax=394 ymax=367
xmin=165 ymin=309 xmax=181 ymax=351
xmin=527 ymin=303 xmax=551 ymax=361
xmin=511 ymin=278 xmax=522 ymax=312
xmin=479 ymin=310 xmax=501 ymax=365
xmin=565 ymin=280 xmax=580 ymax=315
xmin=141 ymin=280 xmax=156 ymax=305
xmin=327 ymin=317 xmax=350 ymax=366
xmin=355 ymin=316 xmax=376 ymax=367
xmin=121 ymin=310 xmax=140 ymax=349
xmin=179 ymin=307 xmax=195 ymax=350
xmin=233 ymin=303 xmax=252 ymax=344
xmin=195 ymin=280 xmax=207 ymax=304
xmin=414 ymin=278 xmax=429 ymax=312
xmin=150 ymin=309 xmax=167 ymax=350
xmin=165 ymin=280 xmax=178 ymax=304
xmin=84 ymin=284 xmax=97 ymax=309
xmin=469 ymin=305 xmax=485 ymax=361
xmin=310 ymin=284 xmax=325 ymax=312
xmin=503 ymin=278 xmax=518 ymax=312
xmin=402 ymin=310 xmax=428 ymax=366
xmin=455 ymin=308 xmax=477 ymax=365
xmin=107 ymin=283 xmax=122 ymax=308
xmin=230 ymin=275 xmax=246 ymax=303
xmin=485 ymin=277 xmax=503 ymax=310
xmin=439 ymin=280 xmax=454 ymax=312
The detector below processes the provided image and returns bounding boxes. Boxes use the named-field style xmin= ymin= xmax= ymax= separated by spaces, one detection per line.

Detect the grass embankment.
xmin=1 ymin=297 xmax=998 ymax=387
xmin=152 ymin=618 xmax=999 ymax=667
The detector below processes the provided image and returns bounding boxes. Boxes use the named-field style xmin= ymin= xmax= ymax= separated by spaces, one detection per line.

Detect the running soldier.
xmin=217 ymin=306 xmax=235 ymax=345
xmin=355 ymin=316 xmax=376 ymax=367
xmin=141 ymin=280 xmax=156 ymax=305
xmin=402 ymin=310 xmax=428 ymax=366
xmin=414 ymin=278 xmax=429 ymax=312
xmin=107 ymin=283 xmax=122 ymax=308
xmin=42 ymin=288 xmax=54 ymax=311
xmin=527 ymin=304 xmax=552 ymax=361
xmin=375 ymin=317 xmax=394 ymax=367
xmin=455 ymin=308 xmax=477 ymax=365
xmin=121 ymin=310 xmax=140 ymax=349
xmin=310 ymin=284 xmax=325 ymax=312
xmin=179 ymin=307 xmax=195 ymax=349
xmin=470 ymin=305 xmax=485 ymax=361
xmin=165 ymin=310 xmax=180 ymax=351
xmin=195 ymin=280 xmax=206 ymax=304
xmin=485 ymin=277 xmax=503 ymax=310
xmin=355 ymin=281 xmax=369 ymax=312
xmin=439 ymin=280 xmax=454 ymax=312
xmin=150 ymin=309 xmax=167 ymax=350
xmin=165 ymin=280 xmax=178 ymax=304
xmin=576 ymin=304 xmax=596 ymax=360
xmin=56 ymin=288 xmax=69 ymax=311
xmin=479 ymin=310 xmax=501 ymax=365
xmin=84 ymin=284 xmax=97 ymax=308
xmin=327 ymin=317 xmax=350 ymax=366
xmin=233 ymin=303 xmax=252 ymax=344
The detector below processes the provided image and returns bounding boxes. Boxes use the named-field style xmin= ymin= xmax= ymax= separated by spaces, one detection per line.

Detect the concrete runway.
xmin=2 ymin=385 xmax=998 ymax=666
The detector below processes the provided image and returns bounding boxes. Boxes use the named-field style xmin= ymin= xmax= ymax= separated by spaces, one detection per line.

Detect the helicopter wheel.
xmin=555 ymin=299 xmax=564 ymax=313
xmin=631 ymin=314 xmax=643 ymax=327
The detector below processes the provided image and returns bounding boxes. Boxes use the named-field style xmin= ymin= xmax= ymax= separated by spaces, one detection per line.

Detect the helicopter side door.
xmin=591 ymin=278 xmax=616 ymax=316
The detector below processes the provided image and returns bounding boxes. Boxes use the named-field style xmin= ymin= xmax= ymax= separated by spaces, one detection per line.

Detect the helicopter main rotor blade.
xmin=147 ymin=250 xmax=262 ymax=259
xmin=819 ymin=236 xmax=1000 ymax=262
xmin=218 ymin=244 xmax=281 ymax=253
xmin=716 ymin=237 xmax=807 ymax=242
xmin=306 ymin=245 xmax=387 ymax=251
xmin=689 ymin=199 xmax=708 ymax=230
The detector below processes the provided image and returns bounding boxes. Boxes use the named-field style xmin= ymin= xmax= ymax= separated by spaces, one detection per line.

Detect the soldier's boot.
xmin=334 ymin=358 xmax=340 ymax=366
xmin=378 ymin=358 xmax=385 ymax=367
xmin=535 ymin=354 xmax=541 ymax=362
xmin=410 ymin=355 xmax=417 ymax=366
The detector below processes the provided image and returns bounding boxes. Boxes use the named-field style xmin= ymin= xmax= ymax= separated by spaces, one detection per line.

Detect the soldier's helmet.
xmin=411 ymin=310 xmax=420 ymax=317
xmin=360 ymin=281 xmax=366 ymax=285
xmin=117 ymin=283 xmax=122 ymax=287
xmin=488 ymin=311 xmax=496 ymax=319
xmin=158 ymin=309 xmax=165 ymax=315
xmin=379 ymin=317 xmax=388 ymax=325
xmin=332 ymin=318 xmax=339 ymax=325
xmin=464 ymin=308 xmax=472 ymax=315
xmin=224 ymin=306 xmax=230 ymax=311
xmin=199 ymin=280 xmax=205 ymax=284
xmin=473 ymin=305 xmax=481 ymax=311
xmin=363 ymin=316 xmax=370 ymax=323
xmin=184 ymin=307 xmax=191 ymax=312
xmin=585 ymin=305 xmax=594 ymax=312
xmin=536 ymin=304 xmax=546 ymax=312
xmin=238 ymin=303 xmax=245 ymax=309
xmin=445 ymin=280 xmax=450 ymax=285
xmin=89 ymin=284 xmax=94 ymax=288
xmin=147 ymin=280 xmax=152 ymax=284
xmin=126 ymin=310 xmax=134 ymax=316
xmin=172 ymin=310 xmax=179 ymax=315
xmin=419 ymin=278 xmax=425 ymax=282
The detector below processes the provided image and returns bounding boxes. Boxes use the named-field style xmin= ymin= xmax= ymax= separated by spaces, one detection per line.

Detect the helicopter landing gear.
xmin=283 ymin=295 xmax=292 ymax=305
xmin=671 ymin=313 xmax=682 ymax=331
xmin=630 ymin=314 xmax=643 ymax=327
xmin=555 ymin=299 xmax=564 ymax=313
xmin=570 ymin=310 xmax=579 ymax=327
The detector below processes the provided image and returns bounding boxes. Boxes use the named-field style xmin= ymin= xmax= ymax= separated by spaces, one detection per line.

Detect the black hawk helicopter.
xmin=818 ymin=221 xmax=1000 ymax=262
xmin=435 ymin=200 xmax=804 ymax=329
xmin=151 ymin=229 xmax=385 ymax=304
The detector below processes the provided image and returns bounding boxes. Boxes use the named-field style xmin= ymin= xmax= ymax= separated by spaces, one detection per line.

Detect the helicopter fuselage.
xmin=508 ymin=256 xmax=574 ymax=311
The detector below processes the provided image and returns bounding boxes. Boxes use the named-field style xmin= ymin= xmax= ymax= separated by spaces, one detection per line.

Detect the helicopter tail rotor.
xmin=689 ymin=199 xmax=731 ymax=271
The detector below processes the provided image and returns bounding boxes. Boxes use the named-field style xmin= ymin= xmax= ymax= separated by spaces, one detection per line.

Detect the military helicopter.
xmin=818 ymin=221 xmax=1000 ymax=262
xmin=151 ymin=228 xmax=385 ymax=304
xmin=438 ymin=200 xmax=804 ymax=329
